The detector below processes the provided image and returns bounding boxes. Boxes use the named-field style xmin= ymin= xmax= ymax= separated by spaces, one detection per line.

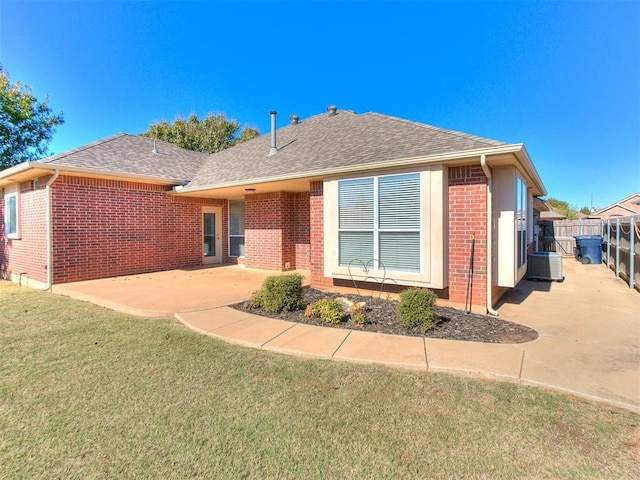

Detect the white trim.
xmin=0 ymin=162 xmax=184 ymax=187
xmin=172 ymin=144 xmax=546 ymax=197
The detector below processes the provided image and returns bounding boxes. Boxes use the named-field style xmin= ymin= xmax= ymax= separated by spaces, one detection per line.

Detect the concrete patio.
xmin=53 ymin=260 xmax=640 ymax=413
xmin=53 ymin=265 xmax=310 ymax=317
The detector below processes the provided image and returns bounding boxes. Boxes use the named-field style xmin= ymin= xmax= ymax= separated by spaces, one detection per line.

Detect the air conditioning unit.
xmin=527 ymin=252 xmax=564 ymax=281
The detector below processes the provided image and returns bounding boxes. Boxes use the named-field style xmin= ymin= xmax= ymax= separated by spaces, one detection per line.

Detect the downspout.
xmin=43 ymin=170 xmax=59 ymax=291
xmin=480 ymin=155 xmax=499 ymax=316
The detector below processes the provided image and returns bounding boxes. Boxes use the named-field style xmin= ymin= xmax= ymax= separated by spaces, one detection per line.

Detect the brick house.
xmin=0 ymin=107 xmax=546 ymax=312
xmin=591 ymin=192 xmax=640 ymax=219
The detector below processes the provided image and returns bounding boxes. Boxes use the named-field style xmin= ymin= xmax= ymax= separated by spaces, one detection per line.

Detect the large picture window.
xmin=516 ymin=175 xmax=527 ymax=268
xmin=4 ymin=185 xmax=19 ymax=239
xmin=229 ymin=200 xmax=245 ymax=257
xmin=338 ymin=173 xmax=421 ymax=272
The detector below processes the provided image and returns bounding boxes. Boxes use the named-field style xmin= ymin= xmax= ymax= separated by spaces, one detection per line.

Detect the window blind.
xmin=338 ymin=178 xmax=374 ymax=229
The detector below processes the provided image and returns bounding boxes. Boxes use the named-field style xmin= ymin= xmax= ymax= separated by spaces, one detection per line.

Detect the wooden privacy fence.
xmin=538 ymin=217 xmax=639 ymax=292
xmin=603 ymin=215 xmax=640 ymax=292
xmin=538 ymin=220 xmax=602 ymax=256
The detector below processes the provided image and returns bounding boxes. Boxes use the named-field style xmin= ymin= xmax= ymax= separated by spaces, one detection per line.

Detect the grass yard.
xmin=1 ymin=281 xmax=638 ymax=479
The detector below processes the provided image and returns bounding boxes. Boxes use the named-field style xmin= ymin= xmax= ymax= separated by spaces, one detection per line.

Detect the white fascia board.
xmin=172 ymin=144 xmax=530 ymax=195
xmin=513 ymin=145 xmax=547 ymax=197
xmin=0 ymin=162 xmax=183 ymax=187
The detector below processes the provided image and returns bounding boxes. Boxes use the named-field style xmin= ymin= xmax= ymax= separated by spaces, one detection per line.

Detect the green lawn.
xmin=1 ymin=281 xmax=638 ymax=479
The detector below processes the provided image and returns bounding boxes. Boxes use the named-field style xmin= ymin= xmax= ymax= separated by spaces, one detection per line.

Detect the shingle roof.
xmin=187 ymin=110 xmax=506 ymax=187
xmin=36 ymin=133 xmax=204 ymax=181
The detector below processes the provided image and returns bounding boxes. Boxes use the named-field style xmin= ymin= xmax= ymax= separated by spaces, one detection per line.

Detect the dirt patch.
xmin=232 ymin=288 xmax=538 ymax=344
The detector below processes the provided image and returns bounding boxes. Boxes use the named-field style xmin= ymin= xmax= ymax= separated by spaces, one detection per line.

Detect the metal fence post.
xmin=616 ymin=218 xmax=620 ymax=278
xmin=630 ymin=217 xmax=635 ymax=290
xmin=606 ymin=219 xmax=610 ymax=269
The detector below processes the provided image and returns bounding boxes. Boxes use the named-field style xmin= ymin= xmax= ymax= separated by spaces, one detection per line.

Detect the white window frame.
xmin=4 ymin=185 xmax=19 ymax=239
xmin=228 ymin=199 xmax=245 ymax=258
xmin=337 ymin=173 xmax=422 ymax=273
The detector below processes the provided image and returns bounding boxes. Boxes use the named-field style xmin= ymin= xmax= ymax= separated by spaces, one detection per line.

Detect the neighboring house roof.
xmin=186 ymin=110 xmax=506 ymax=188
xmin=533 ymin=197 xmax=550 ymax=212
xmin=591 ymin=192 xmax=640 ymax=218
xmin=540 ymin=210 xmax=566 ymax=220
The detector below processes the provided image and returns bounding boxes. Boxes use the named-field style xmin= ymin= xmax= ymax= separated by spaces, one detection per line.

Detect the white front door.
xmin=202 ymin=206 xmax=223 ymax=264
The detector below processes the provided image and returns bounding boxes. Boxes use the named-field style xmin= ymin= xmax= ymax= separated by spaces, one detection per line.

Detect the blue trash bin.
xmin=574 ymin=235 xmax=603 ymax=264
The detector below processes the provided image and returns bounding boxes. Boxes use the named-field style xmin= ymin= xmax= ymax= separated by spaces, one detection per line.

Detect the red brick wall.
xmin=293 ymin=192 xmax=310 ymax=270
xmin=309 ymin=181 xmax=332 ymax=287
xmin=245 ymin=192 xmax=294 ymax=271
xmin=447 ymin=166 xmax=488 ymax=307
xmin=0 ymin=179 xmax=49 ymax=284
xmin=51 ymin=176 xmax=226 ymax=283
xmin=237 ymin=191 xmax=311 ymax=272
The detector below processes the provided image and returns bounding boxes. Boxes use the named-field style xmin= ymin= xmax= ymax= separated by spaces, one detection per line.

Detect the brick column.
xmin=447 ymin=166 xmax=488 ymax=307
xmin=245 ymin=192 xmax=296 ymax=271
xmin=309 ymin=181 xmax=332 ymax=288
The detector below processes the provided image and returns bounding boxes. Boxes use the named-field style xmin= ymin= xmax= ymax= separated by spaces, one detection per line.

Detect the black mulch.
xmin=231 ymin=288 xmax=538 ymax=344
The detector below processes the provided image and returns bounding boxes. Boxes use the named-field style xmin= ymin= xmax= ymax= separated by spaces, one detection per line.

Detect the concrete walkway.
xmin=54 ymin=262 xmax=640 ymax=413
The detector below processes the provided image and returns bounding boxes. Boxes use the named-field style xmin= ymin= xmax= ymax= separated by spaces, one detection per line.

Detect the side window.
xmin=4 ymin=185 xmax=19 ymax=239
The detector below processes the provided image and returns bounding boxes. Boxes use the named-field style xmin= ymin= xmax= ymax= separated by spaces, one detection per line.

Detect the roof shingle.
xmin=37 ymin=133 xmax=204 ymax=181
xmin=187 ymin=110 xmax=506 ymax=187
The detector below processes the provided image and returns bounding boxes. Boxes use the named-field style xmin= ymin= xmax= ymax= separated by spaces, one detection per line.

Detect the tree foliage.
xmin=0 ymin=67 xmax=64 ymax=169
xmin=141 ymin=113 xmax=259 ymax=154
xmin=546 ymin=197 xmax=588 ymax=220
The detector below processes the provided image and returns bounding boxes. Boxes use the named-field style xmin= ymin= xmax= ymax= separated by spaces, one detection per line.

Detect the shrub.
xmin=304 ymin=304 xmax=316 ymax=318
xmin=350 ymin=303 xmax=366 ymax=325
xmin=259 ymin=274 xmax=305 ymax=313
xmin=397 ymin=288 xmax=437 ymax=331
xmin=306 ymin=299 xmax=344 ymax=324
xmin=248 ymin=289 xmax=264 ymax=309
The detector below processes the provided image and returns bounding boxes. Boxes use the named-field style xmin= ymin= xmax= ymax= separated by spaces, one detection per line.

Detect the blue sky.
xmin=1 ymin=0 xmax=638 ymax=210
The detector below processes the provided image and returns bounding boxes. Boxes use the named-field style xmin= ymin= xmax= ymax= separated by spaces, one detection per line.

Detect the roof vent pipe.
xmin=268 ymin=110 xmax=278 ymax=156
xmin=289 ymin=114 xmax=299 ymax=125
xmin=327 ymin=105 xmax=337 ymax=116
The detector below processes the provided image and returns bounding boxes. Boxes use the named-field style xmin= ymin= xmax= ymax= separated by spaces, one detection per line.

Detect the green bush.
xmin=306 ymin=299 xmax=344 ymax=324
xmin=259 ymin=274 xmax=305 ymax=313
xmin=397 ymin=288 xmax=437 ymax=331
xmin=350 ymin=303 xmax=366 ymax=325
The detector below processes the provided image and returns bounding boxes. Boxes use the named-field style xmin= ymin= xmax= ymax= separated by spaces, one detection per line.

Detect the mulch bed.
xmin=231 ymin=288 xmax=538 ymax=344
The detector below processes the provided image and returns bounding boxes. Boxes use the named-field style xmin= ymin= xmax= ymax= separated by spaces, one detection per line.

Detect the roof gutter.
xmin=173 ymin=143 xmax=539 ymax=195
xmin=514 ymin=145 xmax=547 ymax=197
xmin=0 ymin=162 xmax=185 ymax=187
xmin=480 ymin=155 xmax=499 ymax=316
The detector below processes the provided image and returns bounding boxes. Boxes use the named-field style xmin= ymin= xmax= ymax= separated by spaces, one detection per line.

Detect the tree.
xmin=141 ymin=113 xmax=259 ymax=154
xmin=0 ymin=67 xmax=64 ymax=169
xmin=546 ymin=197 xmax=582 ymax=220
xmin=579 ymin=206 xmax=591 ymax=216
